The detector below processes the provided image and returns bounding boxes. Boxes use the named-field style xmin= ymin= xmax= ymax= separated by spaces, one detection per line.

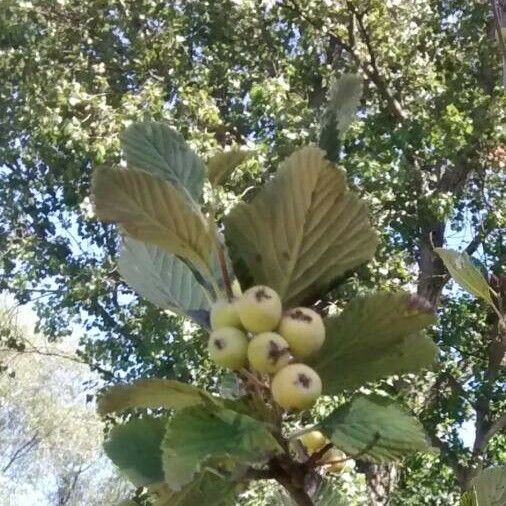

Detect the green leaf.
xmin=104 ymin=416 xmax=168 ymax=487
xmin=471 ymin=466 xmax=506 ymax=506
xmin=225 ymin=146 xmax=377 ymax=307
xmin=118 ymin=237 xmax=212 ymax=322
xmin=435 ymin=248 xmax=494 ymax=306
xmin=121 ymin=121 xmax=205 ymax=201
xmin=461 ymin=490 xmax=477 ymax=506
xmin=92 ymin=166 xmax=214 ymax=282
xmin=319 ymin=74 xmax=363 ymax=162
xmin=208 ymin=146 xmax=252 ymax=187
xmin=98 ymin=378 xmax=216 ymax=415
xmin=161 ymin=404 xmax=282 ymax=490
xmin=153 ymin=472 xmax=238 ymax=506
xmin=319 ymin=394 xmax=430 ymax=462
xmin=315 ymin=292 xmax=437 ymax=393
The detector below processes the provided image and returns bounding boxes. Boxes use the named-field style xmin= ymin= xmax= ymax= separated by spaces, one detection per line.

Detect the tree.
xmin=0 ymin=0 xmax=504 ymax=502
xmin=0 ymin=306 xmax=132 ymax=505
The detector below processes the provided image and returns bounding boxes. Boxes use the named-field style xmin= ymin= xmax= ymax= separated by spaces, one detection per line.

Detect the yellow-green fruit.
xmin=320 ymin=447 xmax=346 ymax=473
xmin=210 ymin=299 xmax=241 ymax=330
xmin=237 ymin=285 xmax=282 ymax=333
xmin=208 ymin=327 xmax=248 ymax=370
xmin=278 ymin=307 xmax=325 ymax=359
xmin=298 ymin=430 xmax=327 ymax=453
xmin=247 ymin=332 xmax=291 ymax=374
xmin=271 ymin=364 xmax=322 ymax=410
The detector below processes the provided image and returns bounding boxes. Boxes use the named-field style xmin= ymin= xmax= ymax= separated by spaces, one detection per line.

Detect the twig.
xmin=306 ymin=443 xmax=334 ymax=468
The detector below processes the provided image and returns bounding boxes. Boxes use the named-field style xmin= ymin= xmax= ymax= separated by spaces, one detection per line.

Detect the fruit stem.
xmin=216 ymin=237 xmax=234 ymax=301
xmin=287 ymin=426 xmax=318 ymax=440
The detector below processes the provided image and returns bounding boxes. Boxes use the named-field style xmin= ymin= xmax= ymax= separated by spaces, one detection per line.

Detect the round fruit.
xmin=237 ymin=285 xmax=282 ymax=333
xmin=278 ymin=307 xmax=325 ymax=359
xmin=210 ymin=298 xmax=241 ymax=330
xmin=247 ymin=332 xmax=291 ymax=374
xmin=320 ymin=447 xmax=346 ymax=473
xmin=208 ymin=327 xmax=248 ymax=370
xmin=271 ymin=364 xmax=322 ymax=410
xmin=299 ymin=430 xmax=327 ymax=453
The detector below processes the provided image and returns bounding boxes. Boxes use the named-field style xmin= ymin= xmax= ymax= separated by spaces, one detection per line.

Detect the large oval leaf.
xmin=435 ymin=248 xmax=494 ymax=307
xmin=118 ymin=237 xmax=212 ymax=322
xmin=104 ymin=416 xmax=168 ymax=487
xmin=319 ymin=394 xmax=430 ymax=462
xmin=225 ymin=146 xmax=378 ymax=307
xmin=98 ymin=378 xmax=216 ymax=415
xmin=161 ymin=404 xmax=282 ymax=491
xmin=92 ymin=166 xmax=214 ymax=281
xmin=153 ymin=473 xmax=238 ymax=506
xmin=319 ymin=74 xmax=363 ymax=162
xmin=121 ymin=121 xmax=205 ymax=201
xmin=207 ymin=146 xmax=252 ymax=187
xmin=314 ymin=292 xmax=437 ymax=393
xmin=471 ymin=466 xmax=506 ymax=506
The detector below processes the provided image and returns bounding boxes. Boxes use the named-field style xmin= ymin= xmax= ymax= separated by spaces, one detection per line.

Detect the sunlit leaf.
xmin=319 ymin=394 xmax=430 ymax=462
xmin=161 ymin=404 xmax=282 ymax=490
xmin=435 ymin=248 xmax=494 ymax=306
xmin=98 ymin=378 xmax=216 ymax=415
xmin=319 ymin=74 xmax=363 ymax=162
xmin=315 ymin=292 xmax=437 ymax=393
xmin=471 ymin=465 xmax=506 ymax=506
xmin=225 ymin=146 xmax=377 ymax=306
xmin=208 ymin=146 xmax=252 ymax=187
xmin=104 ymin=416 xmax=168 ymax=487
xmin=92 ymin=166 xmax=214 ymax=281
xmin=121 ymin=121 xmax=205 ymax=201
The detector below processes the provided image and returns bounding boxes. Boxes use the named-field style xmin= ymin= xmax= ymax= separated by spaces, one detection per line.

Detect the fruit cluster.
xmin=208 ymin=285 xmax=325 ymax=410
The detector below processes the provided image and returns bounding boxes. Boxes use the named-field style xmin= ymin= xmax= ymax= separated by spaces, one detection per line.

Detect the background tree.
xmin=0 ymin=0 xmax=504 ymax=503
xmin=0 ymin=305 xmax=131 ymax=505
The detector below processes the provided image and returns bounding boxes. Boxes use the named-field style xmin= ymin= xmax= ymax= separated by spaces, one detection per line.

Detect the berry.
xmin=208 ymin=327 xmax=248 ymax=370
xmin=278 ymin=307 xmax=325 ymax=359
xmin=320 ymin=447 xmax=346 ymax=473
xmin=271 ymin=364 xmax=322 ymax=410
xmin=237 ymin=285 xmax=282 ymax=333
xmin=247 ymin=332 xmax=291 ymax=374
xmin=210 ymin=298 xmax=241 ymax=330
xmin=298 ymin=430 xmax=327 ymax=453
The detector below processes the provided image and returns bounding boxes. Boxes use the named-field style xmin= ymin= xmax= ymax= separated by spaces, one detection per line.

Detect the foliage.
xmin=0 ymin=308 xmax=131 ymax=505
xmin=89 ymin=119 xmax=438 ymax=504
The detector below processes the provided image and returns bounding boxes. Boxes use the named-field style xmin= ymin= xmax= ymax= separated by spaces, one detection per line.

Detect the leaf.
xmin=153 ymin=472 xmax=238 ymax=506
xmin=118 ymin=237 xmax=211 ymax=321
xmin=225 ymin=146 xmax=377 ymax=307
xmin=471 ymin=466 xmax=506 ymax=506
xmin=319 ymin=74 xmax=363 ymax=162
xmin=435 ymin=248 xmax=494 ymax=306
xmin=104 ymin=416 xmax=168 ymax=487
xmin=161 ymin=404 xmax=283 ymax=490
xmin=460 ymin=490 xmax=477 ymax=506
xmin=318 ymin=394 xmax=430 ymax=462
xmin=208 ymin=146 xmax=252 ymax=187
xmin=92 ymin=166 xmax=214 ymax=281
xmin=98 ymin=378 xmax=215 ymax=415
xmin=121 ymin=121 xmax=205 ymax=201
xmin=315 ymin=292 xmax=437 ymax=393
